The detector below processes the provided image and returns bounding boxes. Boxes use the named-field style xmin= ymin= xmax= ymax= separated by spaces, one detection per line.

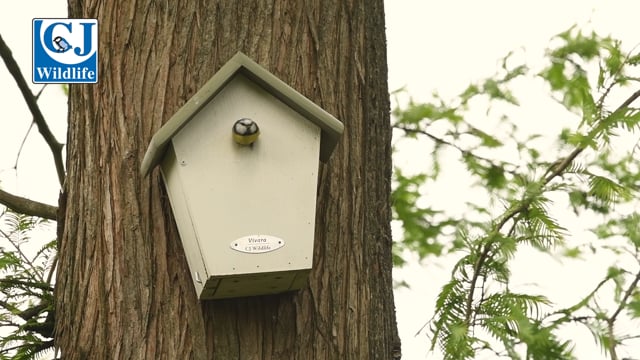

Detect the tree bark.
xmin=56 ymin=1 xmax=399 ymax=359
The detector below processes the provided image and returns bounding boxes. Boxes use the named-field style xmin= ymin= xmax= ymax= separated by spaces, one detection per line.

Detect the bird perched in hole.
xmin=232 ymin=118 xmax=260 ymax=146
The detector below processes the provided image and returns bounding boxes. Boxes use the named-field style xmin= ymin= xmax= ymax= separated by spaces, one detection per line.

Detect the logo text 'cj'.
xmin=33 ymin=19 xmax=98 ymax=84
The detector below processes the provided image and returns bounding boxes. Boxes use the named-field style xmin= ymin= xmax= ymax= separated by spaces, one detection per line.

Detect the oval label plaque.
xmin=230 ymin=235 xmax=285 ymax=254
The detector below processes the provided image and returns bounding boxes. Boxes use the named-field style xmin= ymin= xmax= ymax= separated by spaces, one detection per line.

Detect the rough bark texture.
xmin=56 ymin=1 xmax=398 ymax=359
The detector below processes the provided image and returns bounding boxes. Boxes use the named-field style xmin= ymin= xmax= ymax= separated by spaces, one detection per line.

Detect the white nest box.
xmin=141 ymin=52 xmax=343 ymax=300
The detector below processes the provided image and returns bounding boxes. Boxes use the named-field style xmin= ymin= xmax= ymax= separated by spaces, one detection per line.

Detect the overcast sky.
xmin=2 ymin=1 xmax=640 ymax=359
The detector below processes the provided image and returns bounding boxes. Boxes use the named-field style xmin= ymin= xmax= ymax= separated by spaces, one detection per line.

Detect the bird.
xmin=232 ymin=118 xmax=260 ymax=146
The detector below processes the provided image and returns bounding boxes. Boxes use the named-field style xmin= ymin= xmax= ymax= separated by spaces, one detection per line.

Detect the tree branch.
xmin=393 ymin=124 xmax=518 ymax=174
xmin=609 ymin=267 xmax=640 ymax=327
xmin=0 ymin=189 xmax=57 ymax=221
xmin=544 ymin=87 xmax=640 ymax=184
xmin=0 ymin=34 xmax=65 ymax=186
xmin=0 ymin=278 xmax=53 ymax=292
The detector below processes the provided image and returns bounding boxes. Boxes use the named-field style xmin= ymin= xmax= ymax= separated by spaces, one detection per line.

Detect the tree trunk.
xmin=56 ymin=1 xmax=399 ymax=359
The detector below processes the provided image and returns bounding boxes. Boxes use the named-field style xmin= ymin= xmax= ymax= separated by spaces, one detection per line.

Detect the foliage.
xmin=0 ymin=209 xmax=56 ymax=359
xmin=392 ymin=27 xmax=640 ymax=359
xmin=1 ymin=30 xmax=62 ymax=359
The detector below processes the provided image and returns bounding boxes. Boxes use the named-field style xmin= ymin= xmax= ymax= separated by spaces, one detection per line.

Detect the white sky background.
xmin=1 ymin=1 xmax=639 ymax=359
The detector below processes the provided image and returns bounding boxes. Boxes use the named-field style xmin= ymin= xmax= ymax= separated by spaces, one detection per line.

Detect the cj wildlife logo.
xmin=33 ymin=19 xmax=98 ymax=84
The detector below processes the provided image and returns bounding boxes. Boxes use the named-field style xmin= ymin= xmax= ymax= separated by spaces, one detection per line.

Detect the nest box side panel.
xmin=170 ymin=74 xmax=321 ymax=280
xmin=159 ymin=145 xmax=209 ymax=296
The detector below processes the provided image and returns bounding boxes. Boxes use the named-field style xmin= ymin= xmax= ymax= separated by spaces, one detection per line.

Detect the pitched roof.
xmin=140 ymin=52 xmax=344 ymax=176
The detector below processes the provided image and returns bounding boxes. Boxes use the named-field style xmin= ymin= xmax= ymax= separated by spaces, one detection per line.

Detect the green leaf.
xmin=562 ymin=246 xmax=582 ymax=258
xmin=627 ymin=298 xmax=640 ymax=318
xmin=540 ymin=61 xmax=567 ymax=91
xmin=468 ymin=127 xmax=503 ymax=148
xmin=588 ymin=175 xmax=632 ymax=204
xmin=486 ymin=165 xmax=507 ymax=189
xmin=391 ymin=169 xmax=451 ymax=260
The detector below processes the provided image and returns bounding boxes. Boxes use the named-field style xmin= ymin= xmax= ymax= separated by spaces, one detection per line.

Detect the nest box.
xmin=141 ymin=52 xmax=343 ymax=300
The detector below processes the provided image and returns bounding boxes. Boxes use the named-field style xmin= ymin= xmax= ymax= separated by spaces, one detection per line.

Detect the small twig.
xmin=393 ymin=124 xmax=518 ymax=174
xmin=465 ymin=212 xmax=524 ymax=324
xmin=608 ymin=320 xmax=619 ymax=360
xmin=0 ymin=340 xmax=53 ymax=355
xmin=544 ymin=88 xmax=640 ymax=184
xmin=474 ymin=275 xmax=489 ymax=327
xmin=0 ymin=227 xmax=42 ymax=283
xmin=0 ymin=343 xmax=28 ymax=354
xmin=13 ymin=85 xmax=47 ymax=171
xmin=0 ymin=299 xmax=20 ymax=315
xmin=618 ymin=334 xmax=640 ymax=342
xmin=614 ymin=88 xmax=640 ymax=114
xmin=0 ymin=34 xmax=65 ymax=186
xmin=608 ymin=267 xmax=640 ymax=328
xmin=45 ymin=254 xmax=57 ymax=285
xmin=632 ymin=137 xmax=640 ymax=156
xmin=17 ymin=302 xmax=49 ymax=321
xmin=13 ymin=122 xmax=35 ymax=171
xmin=0 ymin=322 xmax=20 ymax=329
xmin=414 ymin=318 xmax=430 ymax=337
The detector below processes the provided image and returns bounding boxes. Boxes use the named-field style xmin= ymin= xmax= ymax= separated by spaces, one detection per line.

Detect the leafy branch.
xmin=393 ymin=124 xmax=519 ymax=175
xmin=393 ymin=26 xmax=640 ymax=359
xmin=606 ymin=267 xmax=640 ymax=360
xmin=464 ymin=85 xmax=640 ymax=326
xmin=0 ymin=211 xmax=56 ymax=358
xmin=0 ymin=33 xmax=62 ymax=360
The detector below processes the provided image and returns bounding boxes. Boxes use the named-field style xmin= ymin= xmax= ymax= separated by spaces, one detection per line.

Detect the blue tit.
xmin=232 ymin=118 xmax=260 ymax=146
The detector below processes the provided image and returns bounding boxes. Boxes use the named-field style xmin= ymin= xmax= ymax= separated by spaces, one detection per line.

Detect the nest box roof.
xmin=141 ymin=52 xmax=344 ymax=176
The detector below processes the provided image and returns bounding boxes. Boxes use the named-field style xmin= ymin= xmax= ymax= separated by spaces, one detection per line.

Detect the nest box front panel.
xmin=170 ymin=74 xmax=321 ymax=281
